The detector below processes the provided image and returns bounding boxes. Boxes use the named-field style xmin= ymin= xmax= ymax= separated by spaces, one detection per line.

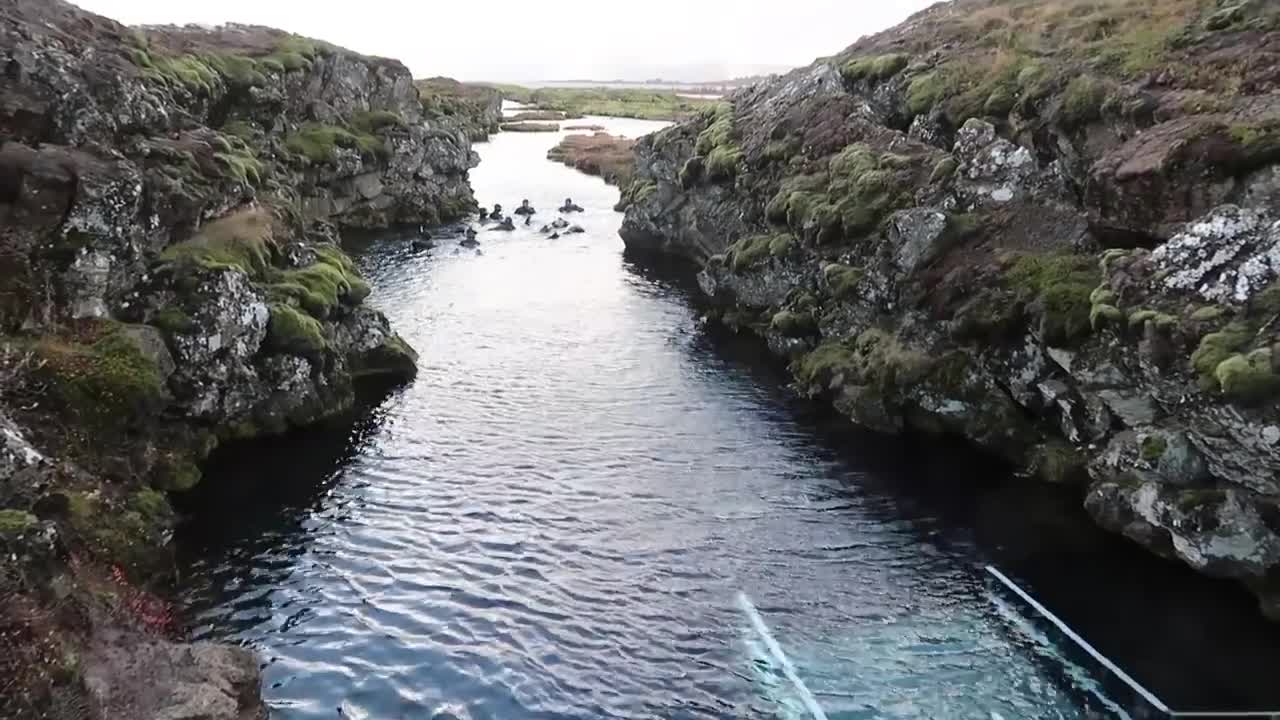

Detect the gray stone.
xmin=889 ymin=208 xmax=949 ymax=275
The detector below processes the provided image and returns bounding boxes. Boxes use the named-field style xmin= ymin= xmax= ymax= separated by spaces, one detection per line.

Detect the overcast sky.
xmin=71 ymin=0 xmax=938 ymax=83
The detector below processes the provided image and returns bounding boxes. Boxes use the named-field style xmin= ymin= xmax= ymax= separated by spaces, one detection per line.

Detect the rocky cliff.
xmin=0 ymin=0 xmax=479 ymax=716
xmin=416 ymin=77 xmax=504 ymax=142
xmin=621 ymin=0 xmax=1280 ymax=618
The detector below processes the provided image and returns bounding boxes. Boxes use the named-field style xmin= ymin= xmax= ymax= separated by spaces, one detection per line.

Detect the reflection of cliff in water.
xmin=174 ymin=383 xmax=400 ymax=562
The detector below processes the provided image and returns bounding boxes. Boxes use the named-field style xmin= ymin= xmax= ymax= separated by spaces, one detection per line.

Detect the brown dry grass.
xmin=546 ymin=133 xmax=637 ymax=186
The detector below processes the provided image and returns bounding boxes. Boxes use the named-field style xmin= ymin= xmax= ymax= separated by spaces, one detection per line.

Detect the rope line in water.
xmin=736 ymin=592 xmax=830 ymax=720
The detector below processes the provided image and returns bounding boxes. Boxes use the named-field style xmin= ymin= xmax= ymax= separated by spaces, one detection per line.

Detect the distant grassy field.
xmin=484 ymin=84 xmax=716 ymax=121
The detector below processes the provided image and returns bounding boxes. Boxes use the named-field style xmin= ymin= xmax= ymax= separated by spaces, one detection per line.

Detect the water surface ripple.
xmin=178 ymin=114 xmax=1280 ymax=719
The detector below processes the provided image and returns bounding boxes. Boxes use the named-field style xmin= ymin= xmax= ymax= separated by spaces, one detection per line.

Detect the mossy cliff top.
xmin=621 ymin=0 xmax=1280 ymax=620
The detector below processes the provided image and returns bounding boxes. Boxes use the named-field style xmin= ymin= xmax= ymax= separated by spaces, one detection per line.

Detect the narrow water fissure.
xmin=175 ymin=114 xmax=1280 ymax=720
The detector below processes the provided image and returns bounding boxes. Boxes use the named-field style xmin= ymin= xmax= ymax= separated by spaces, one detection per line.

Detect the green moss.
xmin=270 ymin=247 xmax=370 ymax=318
xmin=695 ymin=103 xmax=736 ymax=156
xmin=266 ymin=304 xmax=327 ymax=356
xmin=1229 ymin=122 xmax=1280 ymax=158
xmin=855 ymin=329 xmax=934 ymax=390
xmin=1190 ymin=305 xmax=1227 ymax=323
xmin=1215 ymin=349 xmax=1280 ymax=402
xmin=1192 ymin=323 xmax=1252 ymax=379
xmin=679 ymin=156 xmax=704 ymax=187
xmin=151 ymin=307 xmax=195 ymax=335
xmin=766 ymin=175 xmax=827 ymax=224
xmin=907 ymin=71 xmax=948 ymax=116
xmin=1090 ymin=287 xmax=1117 ymax=305
xmin=842 ymin=54 xmax=910 ymax=82
xmin=126 ymin=47 xmax=153 ymax=69
xmin=1140 ymin=434 xmax=1168 ymax=462
xmin=821 ymin=143 xmax=919 ymax=238
xmin=129 ymin=489 xmax=173 ymax=522
xmin=262 ymin=36 xmax=318 ymax=73
xmin=160 ymin=209 xmax=275 ymax=276
xmin=823 ymin=263 xmax=864 ymax=300
xmin=1127 ymin=309 xmax=1177 ymax=331
xmin=828 ymin=144 xmax=879 ymax=178
xmin=149 ymin=55 xmax=220 ymax=95
xmin=705 ymin=145 xmax=743 ymax=182
xmin=214 ymin=150 xmax=264 ymax=186
xmin=1006 ymin=253 xmax=1100 ymax=346
xmin=34 ymin=323 xmax=165 ymax=429
xmin=0 ymin=509 xmax=38 ymax=536
xmin=796 ymin=330 xmax=933 ymax=393
xmin=930 ymin=157 xmax=959 ymax=183
xmin=152 ymin=455 xmax=201 ymax=493
xmin=1090 ymin=303 xmax=1123 ymax=329
xmin=1059 ymin=76 xmax=1108 ymax=128
xmin=352 ymin=110 xmax=407 ymax=133
xmin=1016 ymin=62 xmax=1054 ymax=103
xmin=202 ymin=54 xmax=268 ymax=90
xmin=770 ymin=310 xmax=816 ymax=338
xmin=65 ymin=492 xmax=168 ymax=575
xmin=763 ymin=137 xmax=800 ymax=163
xmin=727 ymin=234 xmax=794 ymax=272
xmin=286 ymin=123 xmax=387 ymax=165
xmin=794 ymin=340 xmax=858 ymax=387
xmin=222 ymin=120 xmax=257 ymax=142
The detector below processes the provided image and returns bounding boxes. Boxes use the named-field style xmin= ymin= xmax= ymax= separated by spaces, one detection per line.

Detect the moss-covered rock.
xmin=285 ymin=123 xmax=387 ymax=165
xmin=695 ymin=103 xmax=741 ymax=183
xmin=726 ymin=234 xmax=794 ymax=272
xmin=0 ymin=509 xmax=39 ymax=537
xmin=841 ymin=54 xmax=910 ymax=83
xmin=1140 ymin=434 xmax=1169 ymax=462
xmin=1006 ymin=253 xmax=1100 ymax=346
xmin=32 ymin=321 xmax=166 ymax=432
xmin=351 ymin=333 xmax=419 ymax=380
xmin=160 ymin=208 xmax=276 ymax=276
xmin=1215 ymin=349 xmax=1280 ymax=403
xmin=822 ymin=263 xmax=864 ymax=300
xmin=1192 ymin=323 xmax=1252 ymax=381
xmin=770 ymin=310 xmax=816 ymax=338
xmin=265 ymin=304 xmax=327 ymax=357
xmin=1090 ymin=303 xmax=1123 ymax=330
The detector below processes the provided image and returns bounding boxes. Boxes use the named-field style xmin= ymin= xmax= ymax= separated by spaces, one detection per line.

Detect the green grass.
xmin=487 ymin=85 xmax=716 ymax=121
xmin=842 ymin=54 xmax=910 ymax=83
xmin=1058 ymin=75 xmax=1109 ymax=127
xmin=285 ymin=123 xmax=387 ymax=164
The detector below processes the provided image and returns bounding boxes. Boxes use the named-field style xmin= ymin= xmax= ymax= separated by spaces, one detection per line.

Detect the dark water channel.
xmin=176 ymin=114 xmax=1280 ymax=719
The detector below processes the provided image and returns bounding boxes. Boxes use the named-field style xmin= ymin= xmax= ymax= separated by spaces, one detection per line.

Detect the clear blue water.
xmin=176 ymin=115 xmax=1280 ymax=720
